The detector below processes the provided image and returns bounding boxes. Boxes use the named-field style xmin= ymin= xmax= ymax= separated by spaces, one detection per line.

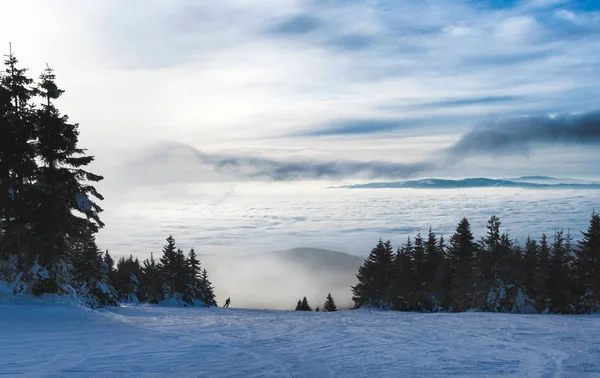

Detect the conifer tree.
xmin=199 ymin=268 xmax=217 ymax=307
xmin=522 ymin=236 xmax=539 ymax=299
xmin=352 ymin=239 xmax=394 ymax=308
xmin=114 ymin=255 xmax=143 ymax=302
xmin=574 ymin=211 xmax=600 ymax=313
xmin=315 ymin=306 xmax=320 ymax=312
xmin=158 ymin=235 xmax=178 ymax=297
xmin=295 ymin=299 xmax=302 ymax=311
xmin=0 ymin=49 xmax=37 ymax=269
xmin=445 ymin=217 xmax=476 ymax=311
xmin=71 ymin=231 xmax=117 ymax=308
xmin=140 ymin=252 xmax=164 ymax=303
xmin=104 ymin=250 xmax=115 ymax=277
xmin=30 ymin=64 xmax=104 ymax=294
xmin=387 ymin=245 xmax=413 ymax=310
xmin=535 ymin=233 xmax=551 ymax=311
xmin=546 ymin=230 xmax=572 ymax=313
xmin=323 ymin=293 xmax=337 ymax=312
xmin=424 ymin=227 xmax=443 ymax=309
xmin=300 ymin=296 xmax=312 ymax=311
xmin=410 ymin=232 xmax=428 ymax=311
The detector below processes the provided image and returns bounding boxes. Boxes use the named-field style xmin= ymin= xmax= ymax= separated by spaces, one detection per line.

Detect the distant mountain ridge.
xmin=334 ymin=177 xmax=600 ymax=190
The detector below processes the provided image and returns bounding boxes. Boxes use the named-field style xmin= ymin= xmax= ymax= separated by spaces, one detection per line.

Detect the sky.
xmin=3 ymin=0 xmax=600 ymax=308
xmin=1 ymin=0 xmax=600 ymax=187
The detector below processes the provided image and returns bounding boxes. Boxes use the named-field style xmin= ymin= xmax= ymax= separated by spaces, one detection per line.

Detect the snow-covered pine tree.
xmin=351 ymin=239 xmax=394 ymax=309
xmin=114 ymin=255 xmax=143 ymax=302
xmin=140 ymin=252 xmax=164 ymax=303
xmin=323 ymin=293 xmax=337 ymax=312
xmin=71 ymin=230 xmax=117 ymax=308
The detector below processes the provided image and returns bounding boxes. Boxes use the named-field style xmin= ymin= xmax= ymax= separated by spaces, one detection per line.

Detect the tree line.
xmin=294 ymin=293 xmax=338 ymax=312
xmin=105 ymin=236 xmax=217 ymax=306
xmin=0 ymin=49 xmax=217 ymax=308
xmin=351 ymin=212 xmax=600 ymax=314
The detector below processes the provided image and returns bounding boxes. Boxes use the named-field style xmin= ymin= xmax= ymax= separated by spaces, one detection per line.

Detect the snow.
xmin=1 ymin=300 xmax=599 ymax=377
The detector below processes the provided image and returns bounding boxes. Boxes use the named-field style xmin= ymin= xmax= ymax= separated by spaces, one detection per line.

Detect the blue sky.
xmin=2 ymin=0 xmax=600 ymax=184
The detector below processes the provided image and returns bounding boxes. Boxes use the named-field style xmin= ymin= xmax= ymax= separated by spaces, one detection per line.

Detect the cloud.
xmin=268 ymin=14 xmax=321 ymax=35
xmin=447 ymin=110 xmax=600 ymax=158
xmin=409 ymin=95 xmax=525 ymax=109
xmin=298 ymin=119 xmax=421 ymax=136
xmin=136 ymin=142 xmax=435 ymax=182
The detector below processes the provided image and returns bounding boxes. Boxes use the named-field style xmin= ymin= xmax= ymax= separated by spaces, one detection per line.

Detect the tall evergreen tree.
xmin=424 ymin=227 xmax=443 ymax=310
xmin=535 ymin=233 xmax=551 ymax=312
xmin=574 ymin=211 xmax=600 ymax=313
xmin=199 ymin=268 xmax=217 ymax=307
xmin=522 ymin=236 xmax=539 ymax=299
xmin=0 ymin=49 xmax=37 ymax=269
xmin=140 ymin=252 xmax=164 ymax=303
xmin=352 ymin=239 xmax=394 ymax=308
xmin=295 ymin=299 xmax=302 ymax=311
xmin=158 ymin=235 xmax=178 ymax=297
xmin=546 ymin=230 xmax=572 ymax=313
xmin=29 ymin=64 xmax=104 ymax=294
xmin=409 ymin=233 xmax=428 ymax=311
xmin=388 ymin=245 xmax=413 ymax=310
xmin=445 ymin=217 xmax=476 ymax=311
xmin=323 ymin=293 xmax=337 ymax=312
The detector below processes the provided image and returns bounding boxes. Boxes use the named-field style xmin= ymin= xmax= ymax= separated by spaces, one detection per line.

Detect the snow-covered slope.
xmin=1 ymin=301 xmax=599 ymax=377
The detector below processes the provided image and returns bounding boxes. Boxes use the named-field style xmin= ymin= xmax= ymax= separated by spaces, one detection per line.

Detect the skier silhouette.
xmin=223 ymin=298 xmax=230 ymax=308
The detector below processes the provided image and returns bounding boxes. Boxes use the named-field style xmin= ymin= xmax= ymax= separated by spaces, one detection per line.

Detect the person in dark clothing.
xmin=224 ymin=298 xmax=230 ymax=308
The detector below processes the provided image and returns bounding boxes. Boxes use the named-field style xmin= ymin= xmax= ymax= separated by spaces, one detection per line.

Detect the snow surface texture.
xmin=1 ymin=299 xmax=599 ymax=377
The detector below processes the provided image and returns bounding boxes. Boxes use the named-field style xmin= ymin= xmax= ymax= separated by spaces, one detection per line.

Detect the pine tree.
xmin=199 ymin=268 xmax=217 ymax=307
xmin=546 ymin=230 xmax=572 ymax=313
xmin=0 ymin=49 xmax=37 ymax=271
xmin=424 ymin=227 xmax=443 ymax=310
xmin=410 ymin=232 xmax=428 ymax=311
xmin=29 ymin=64 xmax=104 ymax=294
xmin=352 ymin=239 xmax=394 ymax=308
xmin=295 ymin=299 xmax=302 ymax=310
xmin=300 ymin=296 xmax=312 ymax=311
xmin=158 ymin=235 xmax=178 ymax=297
xmin=323 ymin=293 xmax=337 ymax=312
xmin=522 ymin=236 xmax=539 ymax=299
xmin=71 ymin=231 xmax=117 ymax=308
xmin=535 ymin=233 xmax=551 ymax=311
xmin=315 ymin=306 xmax=320 ymax=312
xmin=446 ymin=217 xmax=476 ymax=312
xmin=473 ymin=216 xmax=501 ymax=309
xmin=574 ymin=211 xmax=600 ymax=313
xmin=387 ymin=245 xmax=413 ymax=310
xmin=140 ymin=253 xmax=164 ymax=303
xmin=114 ymin=255 xmax=143 ymax=302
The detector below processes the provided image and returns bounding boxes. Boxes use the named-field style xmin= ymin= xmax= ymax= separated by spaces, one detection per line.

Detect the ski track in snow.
xmin=1 ymin=302 xmax=599 ymax=377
